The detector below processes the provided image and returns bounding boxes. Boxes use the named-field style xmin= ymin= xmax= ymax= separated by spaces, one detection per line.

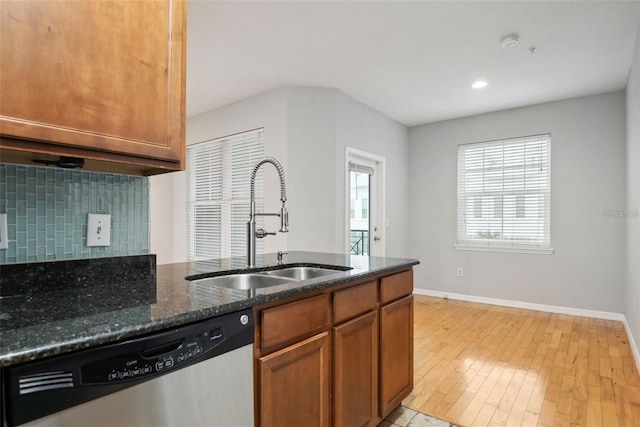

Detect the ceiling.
xmin=186 ymin=0 xmax=640 ymax=127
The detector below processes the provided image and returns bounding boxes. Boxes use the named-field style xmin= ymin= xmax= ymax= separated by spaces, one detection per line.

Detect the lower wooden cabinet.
xmin=255 ymin=268 xmax=414 ymax=427
xmin=333 ymin=310 xmax=379 ymax=427
xmin=380 ymin=295 xmax=414 ymax=417
xmin=259 ymin=332 xmax=330 ymax=427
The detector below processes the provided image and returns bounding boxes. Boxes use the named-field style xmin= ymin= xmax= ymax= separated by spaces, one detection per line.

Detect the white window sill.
xmin=454 ymin=244 xmax=554 ymax=255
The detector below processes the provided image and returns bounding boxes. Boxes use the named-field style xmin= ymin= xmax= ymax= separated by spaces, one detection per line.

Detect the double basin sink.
xmin=189 ymin=265 xmax=351 ymax=290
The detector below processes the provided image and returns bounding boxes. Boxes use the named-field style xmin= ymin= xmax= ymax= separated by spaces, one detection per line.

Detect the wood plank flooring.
xmin=403 ymin=295 xmax=640 ymax=427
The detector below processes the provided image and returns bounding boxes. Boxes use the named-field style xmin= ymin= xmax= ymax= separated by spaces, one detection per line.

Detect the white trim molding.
xmin=412 ymin=288 xmax=625 ymax=321
xmin=622 ymin=316 xmax=640 ymax=377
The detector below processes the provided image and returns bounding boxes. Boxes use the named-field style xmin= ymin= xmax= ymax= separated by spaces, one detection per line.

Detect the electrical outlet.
xmin=87 ymin=214 xmax=111 ymax=247
xmin=0 ymin=213 xmax=8 ymax=250
xmin=457 ymin=267 xmax=464 ymax=277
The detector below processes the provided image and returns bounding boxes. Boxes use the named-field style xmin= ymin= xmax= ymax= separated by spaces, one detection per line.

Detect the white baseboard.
xmin=622 ymin=316 xmax=640 ymax=377
xmin=413 ymin=288 xmax=640 ymax=374
xmin=412 ymin=288 xmax=625 ymax=321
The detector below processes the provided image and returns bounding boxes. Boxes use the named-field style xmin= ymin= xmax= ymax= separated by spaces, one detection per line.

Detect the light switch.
xmin=87 ymin=214 xmax=111 ymax=247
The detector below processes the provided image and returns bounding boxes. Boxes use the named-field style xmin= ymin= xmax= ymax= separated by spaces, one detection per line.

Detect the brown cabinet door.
xmin=259 ymin=332 xmax=331 ymax=427
xmin=333 ymin=310 xmax=379 ymax=427
xmin=0 ymin=0 xmax=186 ymax=172
xmin=380 ymin=295 xmax=414 ymax=418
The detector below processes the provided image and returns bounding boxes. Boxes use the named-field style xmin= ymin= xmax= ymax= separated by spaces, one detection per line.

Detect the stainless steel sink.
xmin=188 ymin=266 xmax=349 ymax=290
xmin=263 ymin=266 xmax=344 ymax=280
xmin=190 ymin=274 xmax=294 ymax=290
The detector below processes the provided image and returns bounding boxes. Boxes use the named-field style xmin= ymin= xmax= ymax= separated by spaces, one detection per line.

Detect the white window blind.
xmin=456 ymin=134 xmax=552 ymax=254
xmin=187 ymin=129 xmax=264 ymax=260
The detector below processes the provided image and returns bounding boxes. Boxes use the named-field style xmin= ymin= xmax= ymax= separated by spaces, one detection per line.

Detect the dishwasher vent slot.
xmin=18 ymin=371 xmax=74 ymax=394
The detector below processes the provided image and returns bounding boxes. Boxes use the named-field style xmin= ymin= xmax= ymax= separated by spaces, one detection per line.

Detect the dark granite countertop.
xmin=0 ymin=251 xmax=418 ymax=367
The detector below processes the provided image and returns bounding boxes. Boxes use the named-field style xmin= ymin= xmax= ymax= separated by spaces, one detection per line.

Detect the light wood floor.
xmin=403 ymin=295 xmax=640 ymax=427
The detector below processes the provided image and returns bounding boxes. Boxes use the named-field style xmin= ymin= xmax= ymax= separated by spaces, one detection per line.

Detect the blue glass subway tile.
xmin=1 ymin=163 xmax=149 ymax=264
xmin=36 ymin=185 xmax=47 ymax=203
xmin=6 ymin=192 xmax=16 ymax=210
xmin=26 ymin=193 xmax=36 ymax=208
xmin=27 ymin=177 xmax=36 ymax=193
xmin=37 ymin=217 xmax=46 ymax=232
xmin=6 ymin=176 xmax=16 ymax=192
xmin=15 ymin=215 xmax=24 ymax=231
xmin=16 ymin=200 xmax=26 ymax=216
xmin=17 ymin=231 xmax=26 ymax=248
xmin=6 ymin=241 xmax=16 ymax=257
xmin=55 ymin=185 xmax=63 ymax=201
xmin=27 ymin=208 xmax=36 ymax=225
xmin=16 ymin=168 xmax=26 ymax=185
xmin=5 ymin=206 xmax=17 ymax=225
xmin=37 ymin=245 xmax=46 ymax=261
xmin=16 ymin=184 xmax=26 ymax=201
xmin=46 ymin=209 xmax=55 ymax=225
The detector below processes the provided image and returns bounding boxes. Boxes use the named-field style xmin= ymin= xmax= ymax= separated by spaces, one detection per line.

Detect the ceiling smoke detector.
xmin=500 ymin=34 xmax=519 ymax=48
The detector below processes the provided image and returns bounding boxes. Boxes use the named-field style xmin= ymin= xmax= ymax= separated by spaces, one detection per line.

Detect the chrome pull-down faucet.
xmin=247 ymin=157 xmax=289 ymax=267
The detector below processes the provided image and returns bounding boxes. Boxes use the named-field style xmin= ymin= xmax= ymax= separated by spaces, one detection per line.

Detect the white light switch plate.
xmin=87 ymin=214 xmax=111 ymax=247
xmin=0 ymin=213 xmax=8 ymax=250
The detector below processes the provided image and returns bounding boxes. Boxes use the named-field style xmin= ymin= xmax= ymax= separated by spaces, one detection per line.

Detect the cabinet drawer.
xmin=333 ymin=281 xmax=377 ymax=324
xmin=261 ymin=294 xmax=330 ymax=353
xmin=380 ymin=270 xmax=413 ymax=305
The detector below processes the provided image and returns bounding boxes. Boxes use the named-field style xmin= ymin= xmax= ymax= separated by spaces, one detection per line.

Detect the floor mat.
xmin=379 ymin=406 xmax=461 ymax=427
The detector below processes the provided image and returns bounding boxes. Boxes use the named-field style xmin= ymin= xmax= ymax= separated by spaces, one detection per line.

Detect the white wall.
xmin=408 ymin=91 xmax=627 ymax=313
xmin=335 ymin=92 xmax=410 ymax=257
xmin=625 ymin=34 xmax=640 ymax=360
xmin=150 ymin=86 xmax=411 ymax=263
xmin=285 ymin=87 xmax=339 ymax=253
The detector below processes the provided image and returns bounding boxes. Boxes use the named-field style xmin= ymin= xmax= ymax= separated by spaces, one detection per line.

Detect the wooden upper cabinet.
xmin=0 ymin=0 xmax=186 ymax=175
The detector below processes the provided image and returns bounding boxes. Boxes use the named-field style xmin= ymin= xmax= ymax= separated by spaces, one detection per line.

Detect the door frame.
xmin=345 ymin=147 xmax=386 ymax=257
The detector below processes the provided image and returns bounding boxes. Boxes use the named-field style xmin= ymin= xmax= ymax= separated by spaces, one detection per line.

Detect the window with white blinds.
xmin=456 ymin=134 xmax=552 ymax=254
xmin=187 ymin=129 xmax=264 ymax=260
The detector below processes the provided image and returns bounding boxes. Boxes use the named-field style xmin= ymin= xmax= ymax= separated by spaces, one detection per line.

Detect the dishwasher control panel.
xmin=80 ymin=327 xmax=223 ymax=384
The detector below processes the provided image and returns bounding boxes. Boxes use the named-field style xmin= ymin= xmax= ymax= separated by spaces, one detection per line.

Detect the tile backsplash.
xmin=0 ymin=163 xmax=149 ymax=264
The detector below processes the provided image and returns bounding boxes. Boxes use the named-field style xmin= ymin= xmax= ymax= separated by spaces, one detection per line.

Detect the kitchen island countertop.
xmin=0 ymin=251 xmax=418 ymax=367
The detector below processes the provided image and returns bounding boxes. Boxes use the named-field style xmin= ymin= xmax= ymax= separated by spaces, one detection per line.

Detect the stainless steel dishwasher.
xmin=3 ymin=308 xmax=254 ymax=427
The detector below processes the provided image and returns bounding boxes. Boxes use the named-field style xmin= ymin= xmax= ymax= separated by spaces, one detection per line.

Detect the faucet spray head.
xmin=280 ymin=205 xmax=289 ymax=233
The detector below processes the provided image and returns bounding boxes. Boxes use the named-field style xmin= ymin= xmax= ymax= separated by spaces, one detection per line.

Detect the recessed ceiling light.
xmin=472 ymin=80 xmax=488 ymax=89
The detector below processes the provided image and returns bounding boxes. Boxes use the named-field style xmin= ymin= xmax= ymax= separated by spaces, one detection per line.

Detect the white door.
xmin=346 ymin=148 xmax=385 ymax=257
